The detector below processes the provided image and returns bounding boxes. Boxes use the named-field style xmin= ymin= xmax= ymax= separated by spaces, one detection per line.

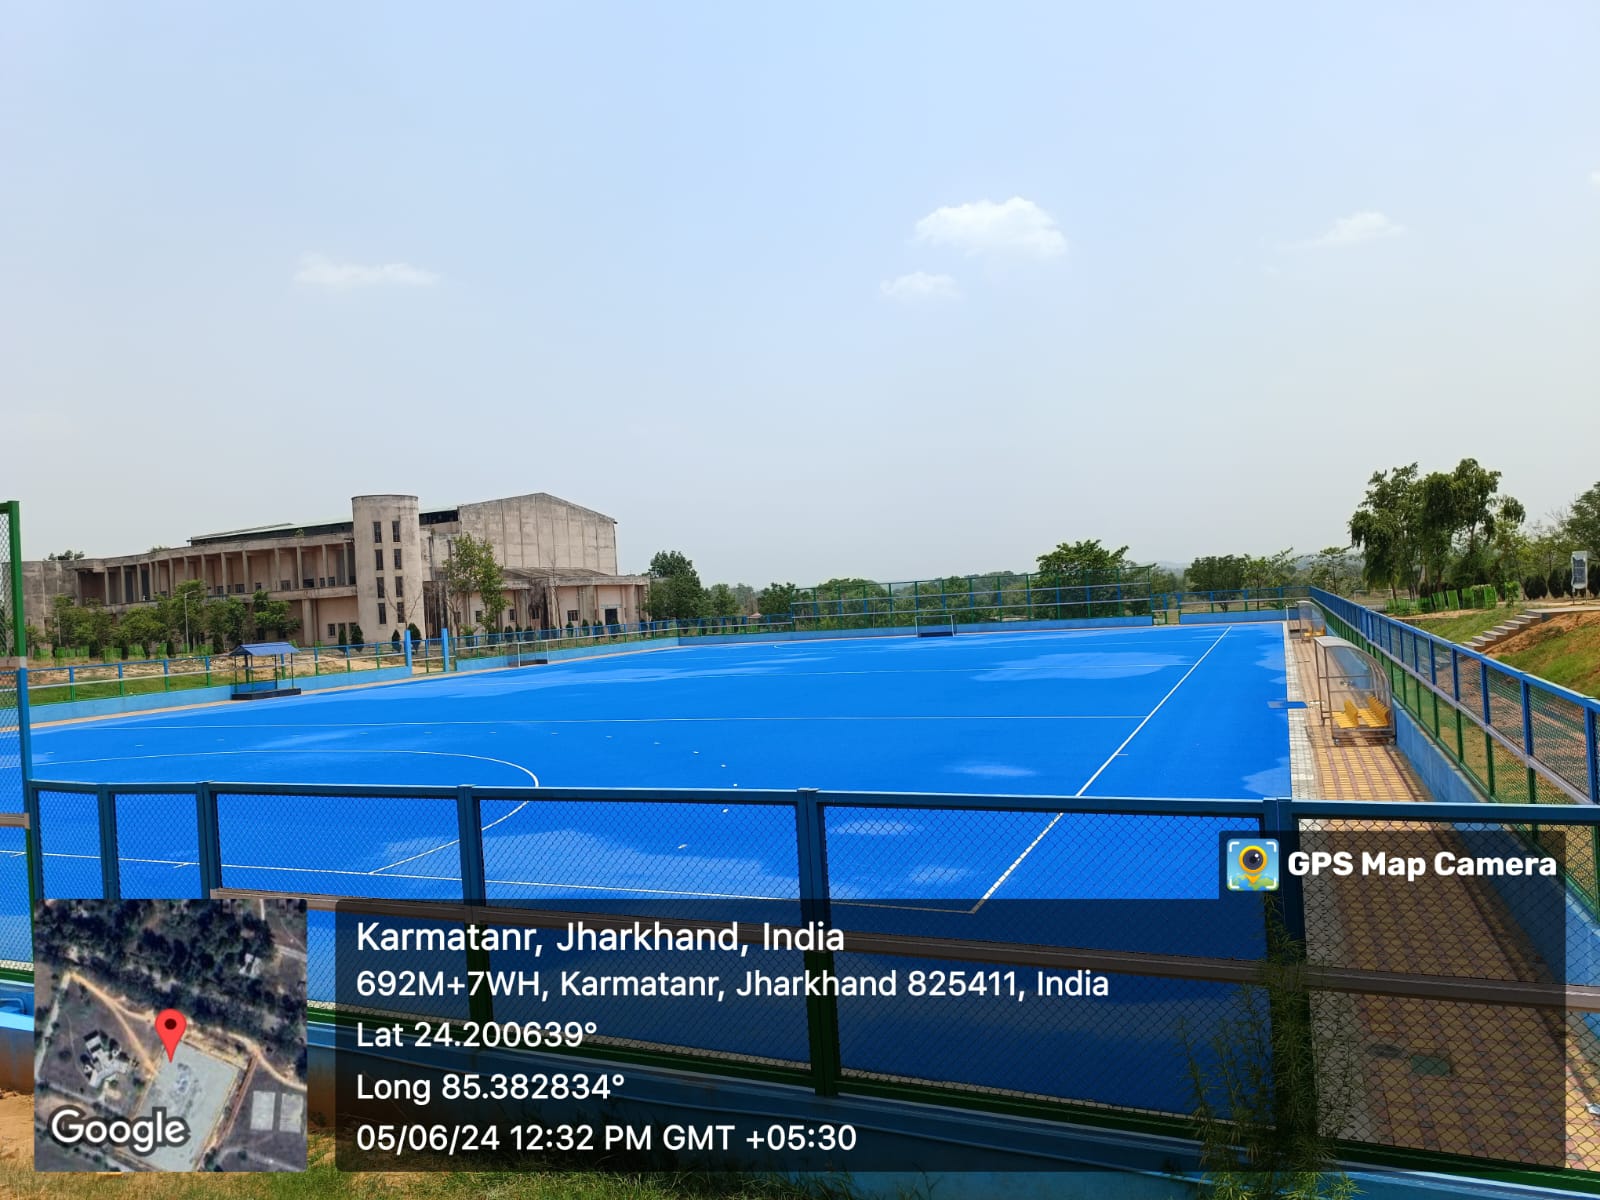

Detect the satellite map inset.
xmin=32 ymin=898 xmax=307 ymax=1173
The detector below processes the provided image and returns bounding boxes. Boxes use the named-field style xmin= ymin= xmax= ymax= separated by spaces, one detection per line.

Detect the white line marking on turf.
xmin=29 ymin=748 xmax=543 ymax=879
xmin=57 ymin=714 xmax=1148 ymax=736
xmin=36 ymin=748 xmax=540 ymax=784
xmin=1073 ymin=627 xmax=1232 ymax=794
xmin=970 ymin=628 xmax=1234 ymax=912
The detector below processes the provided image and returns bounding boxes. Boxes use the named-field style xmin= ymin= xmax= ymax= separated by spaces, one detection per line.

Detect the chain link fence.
xmin=18 ymin=776 xmax=1600 ymax=1174
xmin=1314 ymin=588 xmax=1600 ymax=808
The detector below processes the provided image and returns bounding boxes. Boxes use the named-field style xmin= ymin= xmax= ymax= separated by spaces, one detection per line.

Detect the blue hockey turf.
xmin=10 ymin=622 xmax=1292 ymax=1112
xmin=18 ymin=623 xmax=1290 ymax=909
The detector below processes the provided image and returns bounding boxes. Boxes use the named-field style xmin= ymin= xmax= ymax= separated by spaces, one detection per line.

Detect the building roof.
xmin=422 ymin=492 xmax=617 ymax=525
xmin=230 ymin=642 xmax=301 ymax=658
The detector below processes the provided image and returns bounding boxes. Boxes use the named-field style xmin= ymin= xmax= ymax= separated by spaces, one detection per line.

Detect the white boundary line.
xmin=28 ymin=748 xmax=542 ymax=878
xmin=36 ymin=748 xmax=540 ymax=785
xmin=970 ymin=627 xmax=1235 ymax=911
xmin=46 ymin=714 xmax=1151 ymax=735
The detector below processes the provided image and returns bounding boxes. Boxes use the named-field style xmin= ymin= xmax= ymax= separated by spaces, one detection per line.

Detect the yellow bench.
xmin=1358 ymin=693 xmax=1391 ymax=728
xmin=1331 ymin=694 xmax=1394 ymax=743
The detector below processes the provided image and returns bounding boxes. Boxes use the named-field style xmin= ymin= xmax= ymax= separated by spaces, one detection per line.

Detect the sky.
xmin=3 ymin=3 xmax=1598 ymax=586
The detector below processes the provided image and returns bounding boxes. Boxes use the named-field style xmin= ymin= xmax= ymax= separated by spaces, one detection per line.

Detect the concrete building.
xmin=21 ymin=492 xmax=650 ymax=645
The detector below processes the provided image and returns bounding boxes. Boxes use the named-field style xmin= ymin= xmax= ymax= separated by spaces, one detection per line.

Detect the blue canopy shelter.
xmin=229 ymin=641 xmax=304 ymax=701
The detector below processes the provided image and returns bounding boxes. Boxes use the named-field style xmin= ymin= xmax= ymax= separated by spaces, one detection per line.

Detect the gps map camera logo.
xmin=1226 ymin=839 xmax=1279 ymax=891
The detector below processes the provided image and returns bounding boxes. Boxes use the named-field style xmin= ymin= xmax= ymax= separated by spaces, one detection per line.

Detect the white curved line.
xmin=31 ymin=748 xmax=542 ymax=879
xmin=37 ymin=748 xmax=539 ymax=785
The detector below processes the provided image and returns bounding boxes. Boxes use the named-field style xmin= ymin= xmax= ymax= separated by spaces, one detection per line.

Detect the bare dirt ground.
xmin=0 ymin=1090 xmax=29 ymax=1166
xmin=1492 ymin=610 xmax=1600 ymax=657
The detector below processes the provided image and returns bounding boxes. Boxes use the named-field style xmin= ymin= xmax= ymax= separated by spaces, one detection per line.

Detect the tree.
xmin=1242 ymin=549 xmax=1297 ymax=591
xmin=756 ymin=582 xmax=800 ymax=619
xmin=705 ymin=583 xmax=741 ymax=618
xmin=644 ymin=550 xmax=706 ymax=621
xmin=731 ymin=583 xmax=757 ymax=615
xmin=46 ymin=549 xmax=85 ymax=561
xmin=203 ymin=596 xmax=247 ymax=652
xmin=1034 ymin=541 xmax=1133 ymax=618
xmin=1188 ymin=555 xmax=1247 ymax=594
xmin=1414 ymin=469 xmax=1459 ymax=588
xmin=648 ymin=550 xmax=696 ymax=579
xmin=120 ymin=606 xmax=168 ymax=658
xmin=74 ymin=603 xmax=116 ymax=658
xmin=159 ymin=580 xmax=210 ymax=650
xmin=1036 ymin=540 xmax=1130 ymax=578
xmin=1349 ymin=459 xmax=1523 ymax=597
xmin=1566 ymin=482 xmax=1600 ymax=555
xmin=249 ymin=591 xmax=299 ymax=640
xmin=1148 ymin=566 xmax=1182 ymax=596
xmin=441 ymin=533 xmax=505 ymax=634
xmin=1349 ymin=464 xmax=1421 ymax=598
xmin=49 ymin=595 xmax=86 ymax=649
xmin=1306 ymin=547 xmax=1356 ymax=596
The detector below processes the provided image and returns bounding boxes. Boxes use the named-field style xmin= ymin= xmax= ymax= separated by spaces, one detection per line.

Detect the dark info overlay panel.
xmin=331 ymin=832 xmax=1572 ymax=1173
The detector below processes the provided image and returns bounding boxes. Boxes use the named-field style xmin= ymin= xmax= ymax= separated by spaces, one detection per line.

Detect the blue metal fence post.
xmin=794 ymin=788 xmax=840 ymax=1096
xmin=456 ymin=785 xmax=494 ymax=1022
xmin=1521 ymin=680 xmax=1537 ymax=803
xmin=19 ymin=666 xmax=42 ymax=903
xmin=442 ymin=628 xmax=452 ymax=672
xmin=455 ymin=786 xmax=487 ymax=905
xmin=1263 ymin=796 xmax=1306 ymax=944
xmin=1587 ymin=707 xmax=1599 ymax=805
xmin=402 ymin=628 xmax=413 ymax=670
xmin=96 ymin=785 xmax=121 ymax=902
xmin=195 ymin=783 xmax=223 ymax=897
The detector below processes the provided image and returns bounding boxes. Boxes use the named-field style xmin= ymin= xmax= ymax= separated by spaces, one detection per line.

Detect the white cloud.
xmin=1590 ymin=169 xmax=1600 ymax=192
xmin=913 ymin=197 xmax=1066 ymax=259
xmin=1300 ymin=211 xmax=1406 ymax=248
xmin=879 ymin=271 xmax=961 ymax=301
xmin=294 ymin=254 xmax=439 ymax=289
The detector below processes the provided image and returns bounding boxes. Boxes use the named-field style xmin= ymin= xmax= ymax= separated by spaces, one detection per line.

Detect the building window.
xmin=392 ymin=519 xmax=401 ymax=542
xmin=394 ymin=576 xmax=404 ymax=597
xmin=280 ymin=579 xmax=291 ymax=591
xmin=373 ymin=521 xmax=383 ymax=544
xmin=393 ymin=548 xmax=402 ymax=570
xmin=396 ymin=601 xmax=406 ymax=623
xmin=376 ymin=576 xmax=385 ymax=599
xmin=328 ymin=623 xmax=336 ymax=640
xmin=475 ymin=610 xmax=482 ymax=623
xmin=378 ymin=602 xmax=387 ymax=625
xmin=374 ymin=549 xmax=384 ymax=572
xmin=567 ymin=609 xmax=579 ymax=625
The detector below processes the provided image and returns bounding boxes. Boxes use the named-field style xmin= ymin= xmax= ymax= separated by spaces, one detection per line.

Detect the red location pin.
xmin=155 ymin=1009 xmax=187 ymax=1061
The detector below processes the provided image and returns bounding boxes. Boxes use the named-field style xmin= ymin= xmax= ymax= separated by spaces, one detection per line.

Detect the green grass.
xmin=1496 ymin=621 xmax=1600 ymax=699
xmin=1407 ymin=607 xmax=1513 ymax=646
xmin=0 ymin=1129 xmax=878 ymax=1200
xmin=28 ymin=670 xmax=218 ymax=706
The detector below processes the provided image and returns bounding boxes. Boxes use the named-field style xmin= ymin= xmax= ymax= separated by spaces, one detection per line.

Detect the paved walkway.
xmin=1284 ymin=627 xmax=1599 ymax=1171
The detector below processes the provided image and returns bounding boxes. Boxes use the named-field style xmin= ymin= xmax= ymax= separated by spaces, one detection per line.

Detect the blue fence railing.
xmin=1312 ymin=587 xmax=1600 ymax=809
xmin=1154 ymin=586 xmax=1311 ymax=613
xmin=16 ymin=778 xmax=1600 ymax=1171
